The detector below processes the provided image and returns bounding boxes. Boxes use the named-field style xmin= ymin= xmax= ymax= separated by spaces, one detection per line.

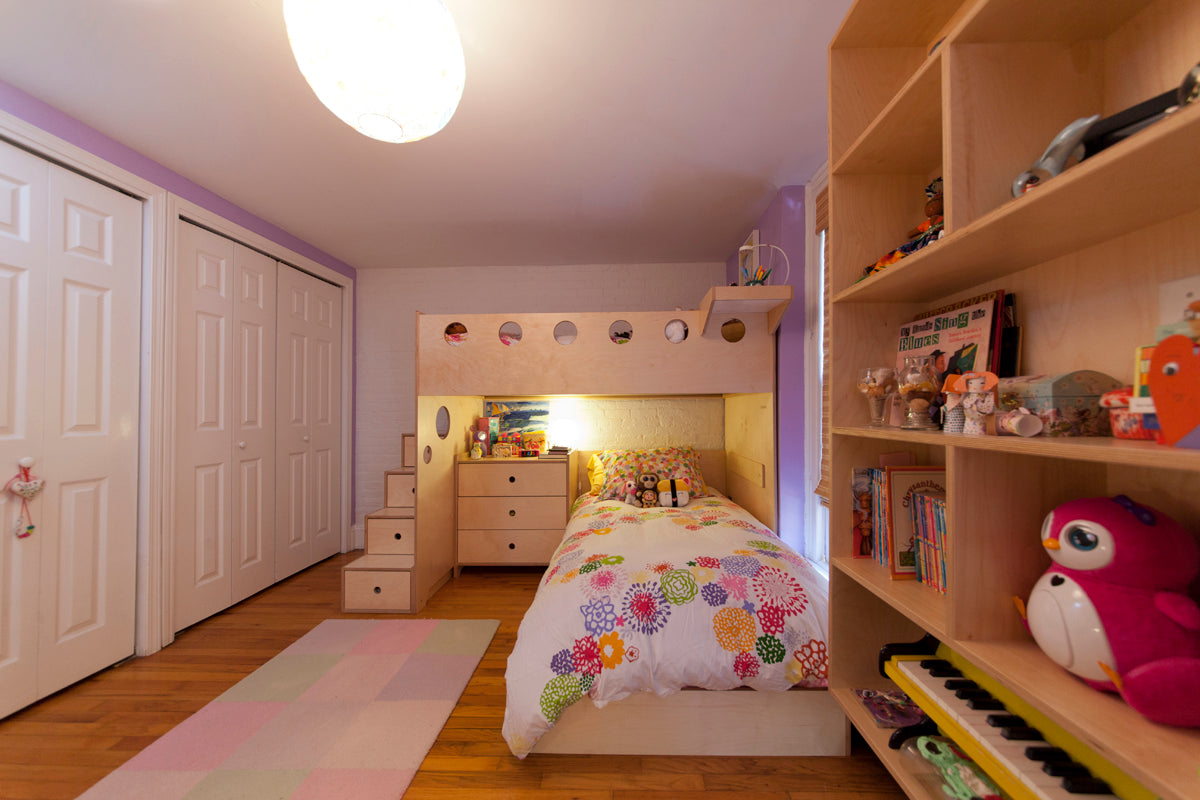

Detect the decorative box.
xmin=995 ymin=370 xmax=1122 ymax=437
xmin=1101 ymin=387 xmax=1157 ymax=441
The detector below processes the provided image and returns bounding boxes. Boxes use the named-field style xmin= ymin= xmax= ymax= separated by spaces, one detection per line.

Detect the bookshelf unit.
xmin=826 ymin=2 xmax=1200 ymax=800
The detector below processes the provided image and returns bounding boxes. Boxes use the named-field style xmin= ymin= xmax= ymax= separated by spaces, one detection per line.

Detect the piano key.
xmin=966 ymin=697 xmax=1006 ymax=710
xmin=955 ymin=688 xmax=993 ymax=701
xmin=1000 ymin=726 xmax=1045 ymax=741
xmin=1043 ymin=762 xmax=1092 ymax=778
xmin=1026 ymin=746 xmax=1070 ymax=762
xmin=1063 ymin=776 xmax=1113 ymax=795
xmin=986 ymin=714 xmax=1027 ymax=728
xmin=944 ymin=678 xmax=977 ymax=691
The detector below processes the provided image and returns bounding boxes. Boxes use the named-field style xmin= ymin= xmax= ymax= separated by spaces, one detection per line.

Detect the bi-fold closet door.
xmin=0 ymin=138 xmax=141 ymax=718
xmin=174 ymin=221 xmax=342 ymax=632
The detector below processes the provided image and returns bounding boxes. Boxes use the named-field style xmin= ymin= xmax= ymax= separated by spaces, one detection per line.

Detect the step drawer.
xmin=342 ymin=568 xmax=412 ymax=612
xmin=458 ymin=461 xmax=563 ymax=496
xmin=458 ymin=530 xmax=562 ymax=564
xmin=385 ymin=472 xmax=417 ymax=507
xmin=365 ymin=517 xmax=416 ymax=554
xmin=457 ymin=495 xmax=566 ymax=530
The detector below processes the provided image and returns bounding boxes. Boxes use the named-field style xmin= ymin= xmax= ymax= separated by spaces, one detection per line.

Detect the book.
xmin=851 ymin=468 xmax=875 ymax=558
xmin=883 ymin=466 xmax=947 ymax=579
xmin=897 ymin=291 xmax=1006 ymax=383
xmin=910 ymin=488 xmax=947 ymax=593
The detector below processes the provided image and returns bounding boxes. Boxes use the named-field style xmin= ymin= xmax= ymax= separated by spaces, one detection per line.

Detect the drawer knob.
xmin=508 ymin=542 xmax=516 ymax=550
xmin=394 ymin=532 xmax=402 ymax=540
xmin=509 ymin=509 xmax=516 ymax=517
xmin=373 ymin=586 xmax=382 ymax=594
xmin=508 ymin=475 xmax=516 ymax=483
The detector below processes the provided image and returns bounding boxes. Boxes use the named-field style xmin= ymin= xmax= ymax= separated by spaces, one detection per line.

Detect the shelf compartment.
xmin=833 ymin=423 xmax=1200 ymax=472
xmin=955 ymin=0 xmax=1154 ymax=45
xmin=835 ymin=104 xmax=1200 ymax=304
xmin=833 ymin=557 xmax=949 ymax=641
xmin=956 ymin=639 xmax=1200 ymax=800
xmin=831 ymin=687 xmax=945 ymax=800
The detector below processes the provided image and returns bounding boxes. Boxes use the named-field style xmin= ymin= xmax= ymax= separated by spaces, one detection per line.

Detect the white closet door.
xmin=231 ymin=245 xmax=276 ymax=603
xmin=175 ymin=222 xmax=277 ymax=630
xmin=275 ymin=264 xmax=341 ymax=579
xmin=0 ymin=139 xmax=141 ymax=717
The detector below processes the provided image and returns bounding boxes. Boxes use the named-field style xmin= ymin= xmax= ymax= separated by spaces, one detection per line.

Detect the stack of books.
xmin=539 ymin=445 xmax=571 ymax=459
xmin=910 ymin=489 xmax=948 ymax=593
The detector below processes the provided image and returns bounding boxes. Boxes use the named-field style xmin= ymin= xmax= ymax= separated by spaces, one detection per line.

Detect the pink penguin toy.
xmin=1022 ymin=495 xmax=1200 ymax=727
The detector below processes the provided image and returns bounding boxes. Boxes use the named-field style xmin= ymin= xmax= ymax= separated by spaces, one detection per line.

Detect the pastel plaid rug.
xmin=79 ymin=618 xmax=500 ymax=800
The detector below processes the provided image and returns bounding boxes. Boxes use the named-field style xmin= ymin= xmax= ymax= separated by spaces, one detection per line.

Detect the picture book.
xmin=851 ymin=468 xmax=875 ymax=558
xmin=897 ymin=291 xmax=1005 ymax=383
xmin=884 ymin=466 xmax=947 ymax=579
xmin=854 ymin=688 xmax=927 ymax=728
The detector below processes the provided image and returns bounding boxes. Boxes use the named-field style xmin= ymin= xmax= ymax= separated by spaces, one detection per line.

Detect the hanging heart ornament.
xmin=9 ymin=478 xmax=45 ymax=500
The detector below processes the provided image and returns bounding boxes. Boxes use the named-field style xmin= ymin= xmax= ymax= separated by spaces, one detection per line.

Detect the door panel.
xmin=0 ymin=143 xmax=47 ymax=718
xmin=35 ymin=160 xmax=139 ymax=700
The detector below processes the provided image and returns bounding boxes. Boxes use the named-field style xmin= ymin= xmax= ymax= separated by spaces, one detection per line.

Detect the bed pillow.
xmin=594 ymin=446 xmax=708 ymax=500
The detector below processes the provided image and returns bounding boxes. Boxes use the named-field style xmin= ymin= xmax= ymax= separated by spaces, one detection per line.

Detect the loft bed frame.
xmin=413 ymin=286 xmax=849 ymax=757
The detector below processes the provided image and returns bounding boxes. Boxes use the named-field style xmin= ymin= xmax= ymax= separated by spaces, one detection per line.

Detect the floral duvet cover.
xmin=502 ymin=493 xmax=830 ymax=758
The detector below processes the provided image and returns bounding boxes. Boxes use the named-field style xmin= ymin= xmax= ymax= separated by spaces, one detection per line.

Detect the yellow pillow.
xmin=587 ymin=453 xmax=605 ymax=494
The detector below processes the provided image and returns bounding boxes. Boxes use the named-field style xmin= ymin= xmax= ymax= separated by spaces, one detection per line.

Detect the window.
xmin=804 ymin=170 xmax=830 ymax=565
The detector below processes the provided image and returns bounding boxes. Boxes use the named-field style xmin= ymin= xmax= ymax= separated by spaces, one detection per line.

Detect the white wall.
xmin=355 ymin=262 xmax=725 ymax=524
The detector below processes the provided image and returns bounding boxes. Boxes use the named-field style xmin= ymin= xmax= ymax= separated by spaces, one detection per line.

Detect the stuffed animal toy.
xmin=634 ymin=473 xmax=659 ymax=508
xmin=1018 ymin=494 xmax=1200 ymax=727
xmin=619 ymin=479 xmax=638 ymax=506
xmin=657 ymin=478 xmax=690 ymax=508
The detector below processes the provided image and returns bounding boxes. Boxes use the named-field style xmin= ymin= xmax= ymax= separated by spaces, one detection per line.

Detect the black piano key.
xmin=1043 ymin=762 xmax=1091 ymax=778
xmin=1000 ymin=726 xmax=1044 ymax=741
xmin=943 ymin=679 xmax=977 ymax=691
xmin=954 ymin=688 xmax=992 ymax=701
xmin=919 ymin=659 xmax=963 ymax=677
xmin=966 ymin=697 xmax=1006 ymax=710
xmin=985 ymin=713 xmax=1026 ymax=728
xmin=1025 ymin=746 xmax=1070 ymax=761
xmin=1063 ymin=776 xmax=1113 ymax=795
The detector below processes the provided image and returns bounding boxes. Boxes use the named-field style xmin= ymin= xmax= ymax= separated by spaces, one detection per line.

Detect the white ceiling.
xmin=0 ymin=0 xmax=850 ymax=271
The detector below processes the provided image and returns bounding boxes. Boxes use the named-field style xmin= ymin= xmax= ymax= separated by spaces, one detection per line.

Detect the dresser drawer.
xmin=458 ymin=495 xmax=566 ymax=530
xmin=342 ymin=557 xmax=413 ymax=612
xmin=458 ymin=461 xmax=564 ymax=496
xmin=385 ymin=472 xmax=416 ymax=507
xmin=365 ymin=516 xmax=415 ymax=555
xmin=458 ymin=530 xmax=562 ymax=564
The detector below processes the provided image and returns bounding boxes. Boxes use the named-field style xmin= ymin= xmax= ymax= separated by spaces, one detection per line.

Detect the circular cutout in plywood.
xmin=721 ymin=318 xmax=746 ymax=343
xmin=444 ymin=322 xmax=468 ymax=345
xmin=608 ymin=320 xmax=633 ymax=345
xmin=664 ymin=319 xmax=689 ymax=343
xmin=554 ymin=320 xmax=577 ymax=345
xmin=499 ymin=321 xmax=523 ymax=346
xmin=435 ymin=406 xmax=450 ymax=439
xmin=423 ymin=445 xmax=433 ymax=464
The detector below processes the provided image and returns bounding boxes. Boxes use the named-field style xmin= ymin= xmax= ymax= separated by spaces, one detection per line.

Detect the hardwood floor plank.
xmin=0 ymin=553 xmax=905 ymax=800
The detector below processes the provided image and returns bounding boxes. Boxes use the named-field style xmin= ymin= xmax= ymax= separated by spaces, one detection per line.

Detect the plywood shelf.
xmin=699 ymin=285 xmax=793 ymax=336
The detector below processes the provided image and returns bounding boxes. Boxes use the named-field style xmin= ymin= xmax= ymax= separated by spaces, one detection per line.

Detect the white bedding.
xmin=502 ymin=493 xmax=830 ymax=758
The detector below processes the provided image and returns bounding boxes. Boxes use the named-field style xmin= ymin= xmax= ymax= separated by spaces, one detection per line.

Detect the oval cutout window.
xmin=608 ymin=320 xmax=633 ymax=345
xmin=499 ymin=321 xmax=523 ymax=346
xmin=720 ymin=318 xmax=746 ymax=343
xmin=435 ymin=406 xmax=450 ymax=439
xmin=554 ymin=320 xmax=577 ymax=345
xmin=444 ymin=322 xmax=468 ymax=345
xmin=664 ymin=319 xmax=688 ymax=343
xmin=422 ymin=445 xmax=433 ymax=464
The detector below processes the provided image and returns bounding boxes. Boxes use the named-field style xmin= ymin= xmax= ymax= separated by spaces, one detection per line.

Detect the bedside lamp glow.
xmin=283 ymin=0 xmax=466 ymax=143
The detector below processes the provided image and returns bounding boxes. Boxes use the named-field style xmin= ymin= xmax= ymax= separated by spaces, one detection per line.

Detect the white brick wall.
xmin=355 ymin=262 xmax=725 ymax=523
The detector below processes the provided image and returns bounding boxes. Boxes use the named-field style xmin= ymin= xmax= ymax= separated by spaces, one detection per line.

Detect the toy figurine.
xmin=949 ymin=371 xmax=997 ymax=435
xmin=1018 ymin=495 xmax=1200 ymax=727
xmin=941 ymin=375 xmax=965 ymax=434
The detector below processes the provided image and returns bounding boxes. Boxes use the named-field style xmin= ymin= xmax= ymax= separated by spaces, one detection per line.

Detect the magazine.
xmin=896 ymin=291 xmax=1004 ymax=383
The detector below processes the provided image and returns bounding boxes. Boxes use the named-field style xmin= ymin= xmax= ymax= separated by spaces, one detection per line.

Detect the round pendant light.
xmin=283 ymin=0 xmax=465 ymax=143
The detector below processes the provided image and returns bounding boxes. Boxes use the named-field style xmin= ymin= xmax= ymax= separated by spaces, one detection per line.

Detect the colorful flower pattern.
xmin=506 ymin=493 xmax=828 ymax=759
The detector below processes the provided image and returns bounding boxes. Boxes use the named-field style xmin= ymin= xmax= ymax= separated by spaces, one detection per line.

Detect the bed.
xmin=502 ymin=447 xmax=841 ymax=758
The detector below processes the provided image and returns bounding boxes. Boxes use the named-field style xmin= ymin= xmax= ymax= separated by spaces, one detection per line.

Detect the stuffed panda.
xmin=657 ymin=478 xmax=690 ymax=507
xmin=634 ymin=472 xmax=659 ymax=508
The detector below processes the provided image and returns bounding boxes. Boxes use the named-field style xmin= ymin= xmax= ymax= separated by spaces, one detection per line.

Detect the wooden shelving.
xmin=826 ymin=2 xmax=1200 ymax=799
xmin=699 ymin=285 xmax=793 ymax=336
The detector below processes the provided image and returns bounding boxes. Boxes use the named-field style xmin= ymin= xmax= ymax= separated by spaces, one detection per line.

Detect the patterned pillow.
xmin=594 ymin=446 xmax=708 ymax=500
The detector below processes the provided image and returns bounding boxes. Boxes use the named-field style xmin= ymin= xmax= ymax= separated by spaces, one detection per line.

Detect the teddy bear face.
xmin=638 ymin=473 xmax=658 ymax=491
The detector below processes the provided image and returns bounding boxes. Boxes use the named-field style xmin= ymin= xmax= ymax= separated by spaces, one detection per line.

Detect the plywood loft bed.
xmin=414 ymin=286 xmax=849 ymax=757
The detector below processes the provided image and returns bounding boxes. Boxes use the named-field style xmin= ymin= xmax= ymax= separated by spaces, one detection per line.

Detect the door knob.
xmin=237 ymin=441 xmax=246 ymax=449
xmin=303 ymin=435 xmax=311 ymax=442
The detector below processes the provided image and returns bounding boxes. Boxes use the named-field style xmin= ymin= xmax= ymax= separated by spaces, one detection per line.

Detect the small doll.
xmin=941 ymin=375 xmax=965 ymax=434
xmin=951 ymin=371 xmax=998 ymax=435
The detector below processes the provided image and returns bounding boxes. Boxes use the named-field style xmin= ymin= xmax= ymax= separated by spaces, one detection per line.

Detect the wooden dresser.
xmin=455 ymin=452 xmax=578 ymax=574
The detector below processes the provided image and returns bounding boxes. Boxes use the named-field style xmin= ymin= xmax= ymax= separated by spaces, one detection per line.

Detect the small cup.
xmin=1000 ymin=409 xmax=1043 ymax=437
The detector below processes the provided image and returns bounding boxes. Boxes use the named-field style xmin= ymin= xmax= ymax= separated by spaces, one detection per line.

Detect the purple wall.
xmin=727 ymin=187 xmax=809 ymax=551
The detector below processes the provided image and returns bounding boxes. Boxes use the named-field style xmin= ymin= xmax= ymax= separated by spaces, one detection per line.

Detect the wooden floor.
xmin=0 ymin=552 xmax=907 ymax=800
